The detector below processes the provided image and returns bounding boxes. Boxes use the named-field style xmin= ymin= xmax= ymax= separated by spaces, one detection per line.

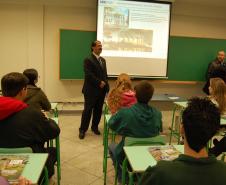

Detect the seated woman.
xmin=107 ymin=73 xmax=137 ymax=114
xmin=23 ymin=69 xmax=51 ymax=111
xmin=208 ymin=77 xmax=226 ymax=116
xmin=208 ymin=77 xmax=226 ymax=156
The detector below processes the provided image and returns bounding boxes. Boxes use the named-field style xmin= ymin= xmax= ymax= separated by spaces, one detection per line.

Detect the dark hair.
xmin=182 ymin=97 xmax=220 ymax=152
xmin=23 ymin=68 xmax=38 ymax=85
xmin=91 ymin=40 xmax=100 ymax=51
xmin=1 ymin=72 xmax=28 ymax=97
xmin=134 ymin=80 xmax=154 ymax=104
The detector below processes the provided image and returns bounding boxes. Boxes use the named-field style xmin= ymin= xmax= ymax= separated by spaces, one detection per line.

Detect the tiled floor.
xmin=57 ymin=111 xmax=173 ymax=185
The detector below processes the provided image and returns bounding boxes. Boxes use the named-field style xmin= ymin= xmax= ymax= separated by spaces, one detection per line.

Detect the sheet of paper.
xmin=168 ymin=97 xmax=179 ymax=100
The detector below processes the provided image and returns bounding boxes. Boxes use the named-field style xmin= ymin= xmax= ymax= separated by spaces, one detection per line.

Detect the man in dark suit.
xmin=79 ymin=40 xmax=109 ymax=139
xmin=203 ymin=51 xmax=226 ymax=94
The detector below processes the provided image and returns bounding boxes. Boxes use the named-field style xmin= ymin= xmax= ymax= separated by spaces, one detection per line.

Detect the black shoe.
xmin=91 ymin=128 xmax=101 ymax=135
xmin=79 ymin=131 xmax=85 ymax=139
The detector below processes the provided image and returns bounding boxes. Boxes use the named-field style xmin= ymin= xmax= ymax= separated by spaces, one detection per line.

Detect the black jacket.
xmin=82 ymin=54 xmax=109 ymax=96
xmin=0 ymin=107 xmax=60 ymax=153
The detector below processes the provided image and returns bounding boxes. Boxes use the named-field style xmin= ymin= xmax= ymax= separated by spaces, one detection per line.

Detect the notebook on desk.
xmin=149 ymin=145 xmax=181 ymax=161
xmin=0 ymin=155 xmax=28 ymax=184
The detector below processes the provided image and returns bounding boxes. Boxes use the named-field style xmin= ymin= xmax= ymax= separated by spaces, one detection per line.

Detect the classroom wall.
xmin=0 ymin=1 xmax=226 ymax=102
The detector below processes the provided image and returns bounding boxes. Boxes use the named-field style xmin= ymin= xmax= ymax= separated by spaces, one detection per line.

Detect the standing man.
xmin=203 ymin=50 xmax=226 ymax=94
xmin=79 ymin=40 xmax=109 ymax=139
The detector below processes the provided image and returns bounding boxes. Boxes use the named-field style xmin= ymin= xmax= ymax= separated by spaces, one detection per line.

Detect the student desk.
xmin=123 ymin=145 xmax=184 ymax=172
xmin=0 ymin=153 xmax=48 ymax=185
xmin=173 ymin=101 xmax=226 ymax=126
xmin=169 ymin=101 xmax=226 ymax=144
xmin=152 ymin=94 xmax=185 ymax=102
xmin=122 ymin=145 xmax=184 ymax=184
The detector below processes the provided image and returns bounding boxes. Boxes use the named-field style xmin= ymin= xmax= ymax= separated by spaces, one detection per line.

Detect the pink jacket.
xmin=121 ymin=90 xmax=137 ymax=107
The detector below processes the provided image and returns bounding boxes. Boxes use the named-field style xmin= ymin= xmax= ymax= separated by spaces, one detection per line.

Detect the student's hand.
xmin=100 ymin=81 xmax=106 ymax=88
xmin=12 ymin=177 xmax=32 ymax=185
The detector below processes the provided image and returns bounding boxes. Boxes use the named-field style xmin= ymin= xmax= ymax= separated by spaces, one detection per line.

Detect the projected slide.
xmin=103 ymin=6 xmax=153 ymax=53
xmin=97 ymin=0 xmax=171 ymax=77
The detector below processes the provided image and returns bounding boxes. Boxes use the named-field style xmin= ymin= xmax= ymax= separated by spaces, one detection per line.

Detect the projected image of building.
xmin=104 ymin=7 xmax=129 ymax=28
xmin=103 ymin=28 xmax=153 ymax=52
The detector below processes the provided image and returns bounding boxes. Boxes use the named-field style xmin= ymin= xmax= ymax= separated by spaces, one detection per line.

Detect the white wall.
xmin=0 ymin=4 xmax=44 ymax=84
xmin=0 ymin=1 xmax=226 ymax=102
xmin=43 ymin=5 xmax=96 ymax=102
xmin=171 ymin=2 xmax=226 ymax=39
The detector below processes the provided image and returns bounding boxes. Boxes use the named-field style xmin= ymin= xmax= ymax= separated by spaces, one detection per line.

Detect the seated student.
xmin=108 ymin=80 xmax=162 ymax=181
xmin=107 ymin=73 xmax=136 ymax=114
xmin=0 ymin=72 xmax=60 ymax=178
xmin=208 ymin=77 xmax=226 ymax=116
xmin=208 ymin=78 xmax=226 ymax=156
xmin=23 ymin=68 xmax=51 ymax=111
xmin=140 ymin=97 xmax=226 ymax=185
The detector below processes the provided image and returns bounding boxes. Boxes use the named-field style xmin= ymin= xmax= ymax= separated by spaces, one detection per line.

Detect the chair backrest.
xmin=124 ymin=135 xmax=166 ymax=146
xmin=0 ymin=147 xmax=33 ymax=153
xmin=104 ymin=101 xmax=110 ymax=115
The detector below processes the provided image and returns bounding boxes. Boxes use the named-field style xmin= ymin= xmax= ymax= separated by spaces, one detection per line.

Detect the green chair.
xmin=51 ymin=103 xmax=58 ymax=118
xmin=103 ymin=102 xmax=109 ymax=145
xmin=121 ymin=135 xmax=166 ymax=185
xmin=169 ymin=105 xmax=184 ymax=144
xmin=45 ymin=107 xmax=61 ymax=185
xmin=103 ymin=114 xmax=117 ymax=185
xmin=49 ymin=117 xmax=61 ymax=185
xmin=103 ymin=103 xmax=115 ymax=146
xmin=0 ymin=147 xmax=49 ymax=185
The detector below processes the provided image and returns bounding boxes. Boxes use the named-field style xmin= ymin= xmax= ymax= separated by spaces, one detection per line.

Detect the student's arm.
xmin=0 ymin=176 xmax=9 ymax=185
xmin=38 ymin=89 xmax=51 ymax=111
xmin=31 ymin=110 xmax=60 ymax=143
xmin=108 ymin=110 xmax=127 ymax=135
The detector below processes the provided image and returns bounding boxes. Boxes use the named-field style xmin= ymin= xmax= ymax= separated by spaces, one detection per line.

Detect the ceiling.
xmin=0 ymin=0 xmax=225 ymax=8
xmin=175 ymin=0 xmax=226 ymax=7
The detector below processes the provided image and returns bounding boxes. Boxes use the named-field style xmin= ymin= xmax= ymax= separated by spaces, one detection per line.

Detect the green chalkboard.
xmin=168 ymin=37 xmax=226 ymax=81
xmin=60 ymin=29 xmax=96 ymax=79
xmin=60 ymin=29 xmax=226 ymax=81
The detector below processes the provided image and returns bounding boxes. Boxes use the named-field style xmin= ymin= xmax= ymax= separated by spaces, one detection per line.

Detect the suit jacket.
xmin=82 ymin=54 xmax=109 ymax=96
xmin=206 ymin=59 xmax=226 ymax=79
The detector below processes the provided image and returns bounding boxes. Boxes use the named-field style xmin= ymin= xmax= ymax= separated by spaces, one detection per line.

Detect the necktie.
xmin=99 ymin=58 xmax=103 ymax=68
